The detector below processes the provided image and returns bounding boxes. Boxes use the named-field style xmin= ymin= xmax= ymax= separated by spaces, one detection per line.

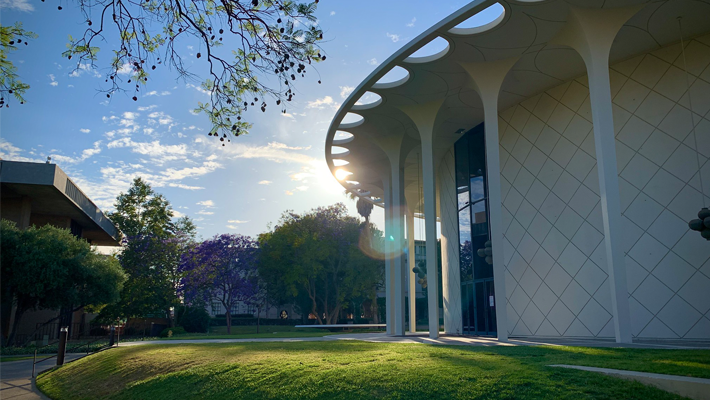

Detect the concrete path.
xmin=550 ymin=365 xmax=710 ymax=400
xmin=0 ymin=354 xmax=85 ymax=400
xmin=117 ymin=332 xmax=710 ymax=349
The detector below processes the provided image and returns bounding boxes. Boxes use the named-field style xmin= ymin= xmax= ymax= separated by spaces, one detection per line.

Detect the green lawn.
xmin=37 ymin=341 xmax=710 ymax=399
xmin=162 ymin=325 xmax=383 ymax=340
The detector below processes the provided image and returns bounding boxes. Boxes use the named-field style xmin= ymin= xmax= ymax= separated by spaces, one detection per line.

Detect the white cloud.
xmin=197 ymin=200 xmax=215 ymax=207
xmin=107 ymin=137 xmax=188 ymax=165
xmin=69 ymin=63 xmax=102 ymax=78
xmin=386 ymin=33 xmax=400 ymax=42
xmin=197 ymin=210 xmax=214 ymax=215
xmin=0 ymin=0 xmax=34 ymax=12
xmin=216 ymin=141 xmax=313 ymax=165
xmin=0 ymin=139 xmax=43 ymax=162
xmin=138 ymin=105 xmax=157 ymax=111
xmin=186 ymin=83 xmax=211 ymax=95
xmin=227 ymin=219 xmax=249 ymax=224
xmin=406 ymin=17 xmax=416 ymax=27
xmin=285 ymin=190 xmax=294 ymax=196
xmin=168 ymin=183 xmax=204 ymax=190
xmin=80 ymin=128 xmax=91 ymax=133
xmin=50 ymin=141 xmax=102 ymax=165
xmin=306 ymin=95 xmax=339 ymax=110
xmin=258 ymin=180 xmax=272 ymax=185
xmin=339 ymin=86 xmax=355 ymax=99
xmin=116 ymin=62 xmax=133 ymax=75
xmin=367 ymin=58 xmax=378 ymax=66
xmin=281 ymin=112 xmax=295 ymax=119
xmin=145 ymin=90 xmax=171 ymax=97
xmin=329 ymin=11 xmax=335 ymax=16
xmin=48 ymin=74 xmax=58 ymax=86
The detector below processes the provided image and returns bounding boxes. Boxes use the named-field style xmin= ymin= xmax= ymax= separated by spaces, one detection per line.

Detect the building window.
xmin=211 ymin=301 xmax=221 ymax=315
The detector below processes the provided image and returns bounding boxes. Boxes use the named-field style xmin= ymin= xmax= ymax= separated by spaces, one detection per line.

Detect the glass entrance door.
xmin=462 ymin=279 xmax=496 ymax=336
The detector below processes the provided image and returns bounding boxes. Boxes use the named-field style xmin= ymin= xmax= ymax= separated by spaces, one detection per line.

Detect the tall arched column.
xmin=406 ymin=208 xmax=416 ymax=333
xmin=439 ymin=149 xmax=462 ymax=335
xmin=550 ymin=6 xmax=643 ymax=344
xmin=460 ymin=57 xmax=520 ymax=342
xmin=399 ymin=100 xmax=444 ymax=339
xmin=382 ymin=174 xmax=395 ymax=335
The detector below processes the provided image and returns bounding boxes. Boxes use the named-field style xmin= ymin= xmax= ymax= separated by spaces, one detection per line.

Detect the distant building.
xmin=1 ymin=160 xmax=120 ymax=343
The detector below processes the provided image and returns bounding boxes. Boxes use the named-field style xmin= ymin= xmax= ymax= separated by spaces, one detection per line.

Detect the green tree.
xmin=0 ymin=22 xmax=37 ymax=106
xmin=100 ymin=178 xmax=196 ymax=327
xmin=109 ymin=177 xmax=176 ymax=239
xmin=2 ymin=1 xmax=325 ymax=138
xmin=0 ymin=220 xmax=126 ymax=346
xmin=258 ymin=204 xmax=384 ymax=325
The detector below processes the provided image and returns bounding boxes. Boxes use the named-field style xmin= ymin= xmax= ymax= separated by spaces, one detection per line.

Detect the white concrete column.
xmin=407 ymin=208 xmax=417 ymax=333
xmin=399 ymin=100 xmax=444 ymax=339
xmin=382 ymin=174 xmax=394 ymax=335
xmin=460 ymin=58 xmax=519 ymax=342
xmin=439 ymin=149 xmax=462 ymax=335
xmin=550 ymin=6 xmax=641 ymax=344
xmin=390 ymin=162 xmax=406 ymax=336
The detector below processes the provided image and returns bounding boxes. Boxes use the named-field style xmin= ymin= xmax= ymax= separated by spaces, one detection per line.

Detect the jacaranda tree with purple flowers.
xmin=180 ymin=234 xmax=259 ymax=333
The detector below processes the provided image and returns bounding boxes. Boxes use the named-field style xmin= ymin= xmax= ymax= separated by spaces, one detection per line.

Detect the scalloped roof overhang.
xmin=325 ymin=0 xmax=710 ymax=211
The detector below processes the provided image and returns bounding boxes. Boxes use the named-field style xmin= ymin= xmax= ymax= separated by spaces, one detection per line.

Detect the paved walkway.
xmin=1 ymin=354 xmax=85 ymax=400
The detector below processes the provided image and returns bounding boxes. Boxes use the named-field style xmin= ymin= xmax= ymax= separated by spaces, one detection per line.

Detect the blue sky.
xmin=1 ymin=0 xmax=485 ymax=241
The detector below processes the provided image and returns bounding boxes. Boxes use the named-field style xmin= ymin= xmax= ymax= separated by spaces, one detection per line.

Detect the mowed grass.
xmin=162 ymin=325 xmax=384 ymax=340
xmin=37 ymin=341 xmax=710 ymax=400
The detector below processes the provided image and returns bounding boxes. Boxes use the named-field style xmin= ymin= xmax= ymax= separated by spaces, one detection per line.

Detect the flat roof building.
xmin=326 ymin=0 xmax=710 ymax=343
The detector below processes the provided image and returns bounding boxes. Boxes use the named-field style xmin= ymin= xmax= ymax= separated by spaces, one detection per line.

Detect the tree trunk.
xmin=7 ymin=304 xmax=25 ymax=347
xmin=226 ymin=312 xmax=231 ymax=334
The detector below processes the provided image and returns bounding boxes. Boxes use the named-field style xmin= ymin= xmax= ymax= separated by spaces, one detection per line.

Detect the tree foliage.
xmin=258 ymin=204 xmax=384 ymax=325
xmin=0 ymin=220 xmax=126 ymax=346
xmin=0 ymin=22 xmax=36 ymax=105
xmin=2 ymin=0 xmax=325 ymax=139
xmin=99 ymin=178 xmax=196 ymax=326
xmin=180 ymin=234 xmax=259 ymax=333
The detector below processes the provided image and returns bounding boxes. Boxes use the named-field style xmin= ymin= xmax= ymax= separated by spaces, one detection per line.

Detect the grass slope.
xmin=37 ymin=342 xmax=710 ymax=400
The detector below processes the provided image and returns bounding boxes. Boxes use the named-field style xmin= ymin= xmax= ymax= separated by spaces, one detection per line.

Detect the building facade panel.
xmin=498 ymin=37 xmax=710 ymax=339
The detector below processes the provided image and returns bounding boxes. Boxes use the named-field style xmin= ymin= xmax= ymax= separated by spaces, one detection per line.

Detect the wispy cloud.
xmin=227 ymin=219 xmax=249 ymax=224
xmin=145 ymin=90 xmax=171 ymax=97
xmin=0 ymin=0 xmax=34 ymax=12
xmin=69 ymin=63 xmax=102 ymax=78
xmin=50 ymin=141 xmax=102 ymax=165
xmin=329 ymin=11 xmax=336 ymax=16
xmin=0 ymin=139 xmax=43 ymax=162
xmin=80 ymin=128 xmax=91 ymax=133
xmin=367 ymin=58 xmax=378 ymax=66
xmin=48 ymin=74 xmax=58 ymax=87
xmin=339 ymin=86 xmax=355 ymax=99
xmin=307 ymin=96 xmax=339 ymax=110
xmin=258 ymin=180 xmax=272 ymax=185
xmin=406 ymin=17 xmax=416 ymax=27
xmin=386 ymin=33 xmax=400 ymax=42
xmin=197 ymin=200 xmax=215 ymax=207
xmin=197 ymin=210 xmax=214 ymax=215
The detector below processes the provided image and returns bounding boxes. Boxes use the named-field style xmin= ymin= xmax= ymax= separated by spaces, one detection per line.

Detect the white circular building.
xmin=325 ymin=0 xmax=710 ymax=343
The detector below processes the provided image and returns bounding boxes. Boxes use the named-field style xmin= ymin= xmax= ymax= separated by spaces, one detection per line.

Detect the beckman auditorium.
xmin=325 ymin=0 xmax=710 ymax=343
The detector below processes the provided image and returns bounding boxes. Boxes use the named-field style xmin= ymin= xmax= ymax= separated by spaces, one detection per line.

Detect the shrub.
xmin=178 ymin=307 xmax=211 ymax=333
xmin=159 ymin=327 xmax=186 ymax=338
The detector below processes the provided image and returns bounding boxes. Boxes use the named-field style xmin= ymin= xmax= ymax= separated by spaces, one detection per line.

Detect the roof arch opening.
xmin=404 ymin=36 xmax=451 ymax=63
xmin=448 ymin=3 xmax=505 ymax=35
xmin=372 ymin=66 xmax=410 ymax=89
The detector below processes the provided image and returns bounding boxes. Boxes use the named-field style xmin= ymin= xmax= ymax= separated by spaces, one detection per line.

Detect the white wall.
xmin=499 ymin=35 xmax=710 ymax=339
